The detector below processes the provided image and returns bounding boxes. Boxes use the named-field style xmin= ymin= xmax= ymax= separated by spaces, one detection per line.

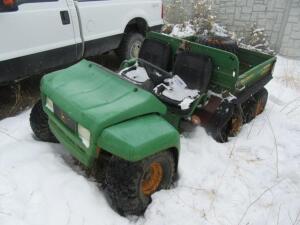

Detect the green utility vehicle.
xmin=30 ymin=32 xmax=276 ymax=215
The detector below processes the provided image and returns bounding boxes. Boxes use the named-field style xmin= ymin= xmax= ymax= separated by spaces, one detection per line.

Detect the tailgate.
xmin=235 ymin=48 xmax=276 ymax=90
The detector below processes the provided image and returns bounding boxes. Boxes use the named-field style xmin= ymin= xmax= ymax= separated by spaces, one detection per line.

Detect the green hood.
xmin=41 ymin=60 xmax=166 ymax=136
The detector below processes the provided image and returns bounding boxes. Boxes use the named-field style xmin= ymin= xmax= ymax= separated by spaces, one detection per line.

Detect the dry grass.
xmin=237 ymin=179 xmax=284 ymax=225
xmin=0 ymin=75 xmax=41 ymax=120
xmin=0 ymin=53 xmax=120 ymax=121
xmin=277 ymin=59 xmax=300 ymax=90
xmin=280 ymin=74 xmax=300 ymax=90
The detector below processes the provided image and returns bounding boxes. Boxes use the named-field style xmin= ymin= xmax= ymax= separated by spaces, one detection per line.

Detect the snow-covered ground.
xmin=0 ymin=56 xmax=299 ymax=225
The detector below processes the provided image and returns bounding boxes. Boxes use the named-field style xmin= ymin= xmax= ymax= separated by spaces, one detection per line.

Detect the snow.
xmin=170 ymin=23 xmax=196 ymax=38
xmin=253 ymin=28 xmax=265 ymax=33
xmin=165 ymin=20 xmax=233 ymax=39
xmin=0 ymin=56 xmax=300 ymax=225
xmin=178 ymin=98 xmax=195 ymax=110
xmin=210 ymin=23 xmax=229 ymax=37
xmin=165 ymin=21 xmax=275 ymax=55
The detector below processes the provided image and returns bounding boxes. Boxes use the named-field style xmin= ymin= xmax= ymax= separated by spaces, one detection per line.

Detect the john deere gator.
xmin=30 ymin=32 xmax=276 ymax=215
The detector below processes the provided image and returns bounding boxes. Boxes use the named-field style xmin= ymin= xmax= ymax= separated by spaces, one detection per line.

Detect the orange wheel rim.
xmin=255 ymin=99 xmax=264 ymax=116
xmin=230 ymin=116 xmax=242 ymax=136
xmin=141 ymin=162 xmax=163 ymax=196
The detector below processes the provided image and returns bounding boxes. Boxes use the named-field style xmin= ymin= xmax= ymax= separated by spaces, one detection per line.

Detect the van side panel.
xmin=0 ymin=0 xmax=79 ymax=83
xmin=76 ymin=0 xmax=163 ymax=57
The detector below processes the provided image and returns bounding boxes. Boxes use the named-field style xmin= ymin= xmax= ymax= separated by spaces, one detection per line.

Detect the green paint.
xmin=40 ymin=32 xmax=276 ymax=168
xmin=147 ymin=32 xmax=240 ymax=91
xmin=98 ymin=114 xmax=180 ymax=161
xmin=147 ymin=32 xmax=276 ymax=93
xmin=42 ymin=60 xmax=169 ymax=167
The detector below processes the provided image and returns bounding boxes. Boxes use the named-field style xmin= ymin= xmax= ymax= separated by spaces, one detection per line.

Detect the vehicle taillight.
xmin=161 ymin=3 xmax=164 ymax=19
xmin=3 ymin=0 xmax=15 ymax=6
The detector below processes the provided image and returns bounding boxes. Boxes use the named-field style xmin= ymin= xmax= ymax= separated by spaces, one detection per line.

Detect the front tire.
xmin=105 ymin=151 xmax=175 ymax=216
xmin=30 ymin=100 xmax=58 ymax=143
xmin=117 ymin=32 xmax=144 ymax=60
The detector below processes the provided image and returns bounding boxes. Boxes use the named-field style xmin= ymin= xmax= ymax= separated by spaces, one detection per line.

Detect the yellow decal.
xmin=262 ymin=64 xmax=272 ymax=75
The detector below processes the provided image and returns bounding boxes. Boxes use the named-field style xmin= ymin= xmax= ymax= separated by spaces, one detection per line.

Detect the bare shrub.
xmin=164 ymin=0 xmax=188 ymax=24
xmin=239 ymin=24 xmax=275 ymax=55
xmin=163 ymin=1 xmax=275 ymax=54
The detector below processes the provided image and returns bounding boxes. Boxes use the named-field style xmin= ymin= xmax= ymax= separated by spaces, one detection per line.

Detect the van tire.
xmin=30 ymin=100 xmax=58 ymax=143
xmin=117 ymin=32 xmax=144 ymax=60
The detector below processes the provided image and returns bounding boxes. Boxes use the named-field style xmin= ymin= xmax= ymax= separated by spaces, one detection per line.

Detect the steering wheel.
xmin=138 ymin=58 xmax=172 ymax=86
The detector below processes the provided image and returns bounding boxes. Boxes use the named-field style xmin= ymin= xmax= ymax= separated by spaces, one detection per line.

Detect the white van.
xmin=0 ymin=0 xmax=163 ymax=84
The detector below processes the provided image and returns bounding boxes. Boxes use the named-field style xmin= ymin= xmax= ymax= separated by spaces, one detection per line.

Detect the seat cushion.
xmin=119 ymin=64 xmax=155 ymax=91
xmin=172 ymin=51 xmax=213 ymax=93
xmin=153 ymin=52 xmax=213 ymax=112
xmin=154 ymin=75 xmax=199 ymax=110
xmin=158 ymin=76 xmax=199 ymax=102
xmin=119 ymin=65 xmax=149 ymax=84
xmin=139 ymin=39 xmax=172 ymax=71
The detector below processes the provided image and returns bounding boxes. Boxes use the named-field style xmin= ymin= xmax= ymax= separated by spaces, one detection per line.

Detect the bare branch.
xmin=266 ymin=114 xmax=279 ymax=178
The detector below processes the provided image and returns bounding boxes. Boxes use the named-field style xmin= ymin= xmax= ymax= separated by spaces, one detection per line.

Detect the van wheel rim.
xmin=141 ymin=162 xmax=163 ymax=196
xmin=130 ymin=41 xmax=142 ymax=58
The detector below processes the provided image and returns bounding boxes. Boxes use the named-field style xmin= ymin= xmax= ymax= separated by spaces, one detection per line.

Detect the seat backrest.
xmin=172 ymin=52 xmax=213 ymax=93
xmin=139 ymin=39 xmax=172 ymax=71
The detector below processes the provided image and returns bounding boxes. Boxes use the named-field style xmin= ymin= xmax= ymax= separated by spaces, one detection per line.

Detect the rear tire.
xmin=214 ymin=107 xmax=243 ymax=143
xmin=253 ymin=88 xmax=268 ymax=116
xmin=214 ymin=124 xmax=230 ymax=143
xmin=117 ymin=32 xmax=144 ymax=60
xmin=241 ymin=98 xmax=256 ymax=123
xmin=30 ymin=100 xmax=58 ymax=143
xmin=242 ymin=88 xmax=268 ymax=123
xmin=105 ymin=151 xmax=175 ymax=216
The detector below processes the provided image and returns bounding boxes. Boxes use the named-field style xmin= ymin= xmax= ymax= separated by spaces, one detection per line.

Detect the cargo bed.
xmin=147 ymin=32 xmax=276 ymax=94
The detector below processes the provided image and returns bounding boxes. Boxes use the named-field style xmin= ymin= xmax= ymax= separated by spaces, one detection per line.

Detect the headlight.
xmin=45 ymin=97 xmax=54 ymax=112
xmin=78 ymin=124 xmax=90 ymax=148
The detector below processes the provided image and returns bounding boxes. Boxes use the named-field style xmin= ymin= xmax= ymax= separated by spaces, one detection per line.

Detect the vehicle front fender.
xmin=97 ymin=114 xmax=180 ymax=162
